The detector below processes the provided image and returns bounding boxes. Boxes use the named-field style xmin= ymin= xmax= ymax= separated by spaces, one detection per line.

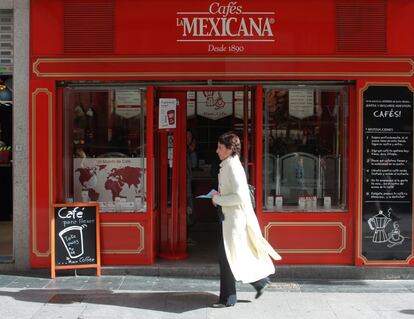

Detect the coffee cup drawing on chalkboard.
xmin=58 ymin=225 xmax=85 ymax=259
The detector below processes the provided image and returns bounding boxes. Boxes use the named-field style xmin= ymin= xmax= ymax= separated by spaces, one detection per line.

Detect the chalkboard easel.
xmin=51 ymin=203 xmax=101 ymax=279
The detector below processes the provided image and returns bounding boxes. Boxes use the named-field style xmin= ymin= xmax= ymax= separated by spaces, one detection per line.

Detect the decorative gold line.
xmin=49 ymin=91 xmax=54 ymax=257
xmin=31 ymin=93 xmax=37 ymax=254
xmin=32 ymin=56 xmax=414 ymax=77
xmin=360 ymin=82 xmax=414 ymax=92
xmin=31 ymin=88 xmax=53 ymax=257
xmin=100 ymin=222 xmax=145 ymax=254
xmin=33 ymin=56 xmax=414 ymax=63
xmin=357 ymin=82 xmax=414 ymax=265
xmin=264 ymin=222 xmax=346 ymax=254
xmin=33 ymin=72 xmax=413 ymax=78
xmin=32 ymin=59 xmax=41 ymax=77
xmin=357 ymin=85 xmax=364 ymax=262
xmin=359 ymin=254 xmax=414 ymax=265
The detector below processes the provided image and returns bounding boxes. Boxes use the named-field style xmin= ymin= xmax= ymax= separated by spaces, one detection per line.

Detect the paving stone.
xmin=31 ymin=303 xmax=87 ymax=319
xmin=0 ymin=274 xmax=413 ymax=319
xmin=6 ymin=276 xmax=51 ymax=289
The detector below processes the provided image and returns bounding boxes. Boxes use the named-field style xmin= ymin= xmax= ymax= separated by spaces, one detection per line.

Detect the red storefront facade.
xmin=29 ymin=0 xmax=414 ymax=269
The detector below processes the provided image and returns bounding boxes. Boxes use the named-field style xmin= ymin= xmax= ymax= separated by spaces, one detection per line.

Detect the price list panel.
xmin=362 ymin=86 xmax=413 ymax=261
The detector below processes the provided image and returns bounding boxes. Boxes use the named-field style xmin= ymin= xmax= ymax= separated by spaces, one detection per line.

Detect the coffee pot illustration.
xmin=368 ymin=209 xmax=392 ymax=243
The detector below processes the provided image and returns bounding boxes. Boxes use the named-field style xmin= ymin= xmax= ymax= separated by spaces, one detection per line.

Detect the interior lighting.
xmin=0 ymin=80 xmax=6 ymax=91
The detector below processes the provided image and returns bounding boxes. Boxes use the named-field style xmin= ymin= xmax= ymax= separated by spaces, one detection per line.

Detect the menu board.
xmin=362 ymin=85 xmax=413 ymax=261
xmin=51 ymin=203 xmax=101 ymax=278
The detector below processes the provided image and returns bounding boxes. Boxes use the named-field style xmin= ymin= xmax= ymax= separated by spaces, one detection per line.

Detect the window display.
xmin=62 ymin=87 xmax=147 ymax=213
xmin=263 ymin=86 xmax=349 ymax=212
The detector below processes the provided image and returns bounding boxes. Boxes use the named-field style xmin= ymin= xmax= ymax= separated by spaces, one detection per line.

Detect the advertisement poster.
xmin=73 ymin=157 xmax=146 ymax=212
xmin=115 ymin=90 xmax=142 ymax=119
xmin=362 ymin=85 xmax=413 ymax=261
xmin=159 ymin=98 xmax=177 ymax=129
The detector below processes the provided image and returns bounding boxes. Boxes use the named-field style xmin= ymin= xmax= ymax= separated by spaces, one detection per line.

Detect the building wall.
xmin=0 ymin=0 xmax=30 ymax=271
xmin=27 ymin=0 xmax=414 ymax=268
xmin=13 ymin=0 xmax=30 ymax=271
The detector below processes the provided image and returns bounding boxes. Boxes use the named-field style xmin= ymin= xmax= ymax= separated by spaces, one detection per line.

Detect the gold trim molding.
xmin=358 ymin=254 xmax=414 ymax=266
xmin=360 ymin=82 xmax=414 ymax=93
xmin=100 ymin=222 xmax=145 ymax=254
xmin=31 ymin=88 xmax=53 ymax=257
xmin=264 ymin=221 xmax=347 ymax=254
xmin=32 ymin=56 xmax=414 ymax=78
xmin=357 ymin=82 xmax=414 ymax=265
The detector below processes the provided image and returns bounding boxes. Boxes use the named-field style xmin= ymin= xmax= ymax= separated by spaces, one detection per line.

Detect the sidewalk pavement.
xmin=0 ymin=273 xmax=414 ymax=319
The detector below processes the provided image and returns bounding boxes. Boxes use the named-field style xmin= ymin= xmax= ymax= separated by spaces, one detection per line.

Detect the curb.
xmin=2 ymin=264 xmax=414 ymax=280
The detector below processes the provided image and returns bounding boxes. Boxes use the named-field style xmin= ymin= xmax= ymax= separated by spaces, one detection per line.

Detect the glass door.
xmin=155 ymin=86 xmax=256 ymax=259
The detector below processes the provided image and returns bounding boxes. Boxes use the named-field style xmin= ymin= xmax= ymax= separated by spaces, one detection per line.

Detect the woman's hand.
xmin=211 ymin=191 xmax=220 ymax=207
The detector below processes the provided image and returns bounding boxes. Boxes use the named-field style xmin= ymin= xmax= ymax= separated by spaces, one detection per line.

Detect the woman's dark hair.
xmin=218 ymin=132 xmax=241 ymax=157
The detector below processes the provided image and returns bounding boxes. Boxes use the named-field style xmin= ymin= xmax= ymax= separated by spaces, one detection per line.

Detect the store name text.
xmin=176 ymin=1 xmax=275 ymax=53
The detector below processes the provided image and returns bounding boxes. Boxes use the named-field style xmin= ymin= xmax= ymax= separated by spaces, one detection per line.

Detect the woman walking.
xmin=211 ymin=132 xmax=281 ymax=308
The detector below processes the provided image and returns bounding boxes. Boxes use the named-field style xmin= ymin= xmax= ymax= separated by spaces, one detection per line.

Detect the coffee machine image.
xmin=368 ymin=209 xmax=391 ymax=243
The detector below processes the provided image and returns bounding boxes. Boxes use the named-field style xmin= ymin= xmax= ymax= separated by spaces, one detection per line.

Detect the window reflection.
xmin=62 ymin=88 xmax=147 ymax=213
xmin=263 ymin=86 xmax=348 ymax=212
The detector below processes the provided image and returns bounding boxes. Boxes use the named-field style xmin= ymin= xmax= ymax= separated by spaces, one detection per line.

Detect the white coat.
xmin=212 ymin=155 xmax=281 ymax=283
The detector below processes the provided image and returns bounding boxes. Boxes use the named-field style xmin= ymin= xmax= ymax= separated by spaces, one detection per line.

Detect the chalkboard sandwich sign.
xmin=51 ymin=203 xmax=101 ymax=278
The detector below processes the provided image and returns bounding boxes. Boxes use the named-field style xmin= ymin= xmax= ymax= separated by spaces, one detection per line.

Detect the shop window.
xmin=62 ymin=88 xmax=147 ymax=213
xmin=263 ymin=86 xmax=349 ymax=212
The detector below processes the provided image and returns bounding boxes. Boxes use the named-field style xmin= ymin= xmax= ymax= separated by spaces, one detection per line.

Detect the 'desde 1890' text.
xmin=208 ymin=44 xmax=245 ymax=53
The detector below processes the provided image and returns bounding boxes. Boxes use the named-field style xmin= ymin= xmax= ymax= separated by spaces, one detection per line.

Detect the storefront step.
xmin=99 ymin=264 xmax=414 ymax=280
xmin=102 ymin=262 xmax=220 ymax=278
xmin=3 ymin=264 xmax=414 ymax=280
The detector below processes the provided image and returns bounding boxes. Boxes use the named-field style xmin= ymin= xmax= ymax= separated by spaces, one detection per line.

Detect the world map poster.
xmin=73 ymin=157 xmax=146 ymax=212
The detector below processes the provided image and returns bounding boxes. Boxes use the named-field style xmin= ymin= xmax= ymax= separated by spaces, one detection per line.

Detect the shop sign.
xmin=159 ymin=98 xmax=177 ymax=129
xmin=51 ymin=203 xmax=101 ymax=278
xmin=115 ymin=90 xmax=142 ymax=119
xmin=289 ymin=89 xmax=314 ymax=119
xmin=176 ymin=1 xmax=275 ymax=53
xmin=362 ymin=85 xmax=413 ymax=261
xmin=197 ymin=91 xmax=232 ymax=120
